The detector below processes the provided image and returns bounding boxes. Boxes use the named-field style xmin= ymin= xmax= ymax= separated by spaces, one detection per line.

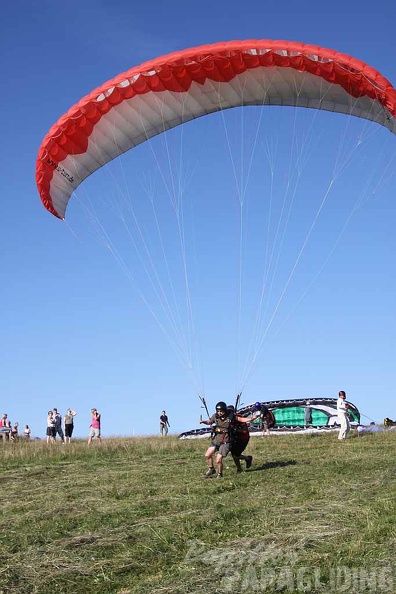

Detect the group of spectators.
xmin=0 ymin=413 xmax=31 ymax=441
xmin=3 ymin=408 xmax=163 ymax=442
xmin=0 ymin=407 xmax=102 ymax=444
xmin=0 ymin=406 xmax=103 ymax=445
xmin=46 ymin=408 xmax=77 ymax=444
xmin=46 ymin=407 xmax=102 ymax=444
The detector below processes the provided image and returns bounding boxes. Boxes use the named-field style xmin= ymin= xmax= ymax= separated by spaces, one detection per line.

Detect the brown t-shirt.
xmin=209 ymin=413 xmax=234 ymax=445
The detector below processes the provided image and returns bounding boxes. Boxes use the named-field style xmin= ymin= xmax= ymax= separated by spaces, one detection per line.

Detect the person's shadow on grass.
xmin=248 ymin=459 xmax=297 ymax=472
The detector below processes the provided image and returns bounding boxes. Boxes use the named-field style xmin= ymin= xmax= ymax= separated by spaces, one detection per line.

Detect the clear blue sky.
xmin=1 ymin=0 xmax=395 ymax=438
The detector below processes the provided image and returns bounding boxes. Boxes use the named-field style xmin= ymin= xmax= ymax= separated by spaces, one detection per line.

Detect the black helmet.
xmin=227 ymin=404 xmax=235 ymax=411
xmin=216 ymin=401 xmax=227 ymax=412
xmin=254 ymin=402 xmax=261 ymax=409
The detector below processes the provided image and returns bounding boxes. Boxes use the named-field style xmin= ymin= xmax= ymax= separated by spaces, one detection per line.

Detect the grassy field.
xmin=0 ymin=430 xmax=395 ymax=593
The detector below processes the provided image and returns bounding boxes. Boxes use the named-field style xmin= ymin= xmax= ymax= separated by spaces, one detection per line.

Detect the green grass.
xmin=0 ymin=431 xmax=395 ymax=593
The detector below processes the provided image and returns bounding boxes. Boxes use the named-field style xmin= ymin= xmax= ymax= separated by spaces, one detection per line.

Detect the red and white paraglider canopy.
xmin=36 ymin=39 xmax=396 ymax=219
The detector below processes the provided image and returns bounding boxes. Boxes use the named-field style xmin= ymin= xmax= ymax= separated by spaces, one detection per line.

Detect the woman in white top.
xmin=46 ymin=411 xmax=56 ymax=444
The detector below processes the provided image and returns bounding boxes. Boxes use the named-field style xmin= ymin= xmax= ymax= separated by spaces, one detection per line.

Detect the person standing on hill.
xmin=63 ymin=408 xmax=77 ymax=444
xmin=46 ymin=411 xmax=56 ymax=444
xmin=52 ymin=408 xmax=65 ymax=442
xmin=88 ymin=408 xmax=101 ymax=445
xmin=0 ymin=414 xmax=9 ymax=441
xmin=160 ymin=411 xmax=170 ymax=436
xmin=337 ymin=390 xmax=350 ymax=440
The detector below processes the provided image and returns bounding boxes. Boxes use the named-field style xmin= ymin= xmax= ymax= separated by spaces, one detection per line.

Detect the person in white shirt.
xmin=46 ymin=411 xmax=56 ymax=444
xmin=337 ymin=390 xmax=350 ymax=440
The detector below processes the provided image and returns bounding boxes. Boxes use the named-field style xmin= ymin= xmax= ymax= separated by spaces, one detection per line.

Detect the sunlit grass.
xmin=0 ymin=431 xmax=395 ymax=593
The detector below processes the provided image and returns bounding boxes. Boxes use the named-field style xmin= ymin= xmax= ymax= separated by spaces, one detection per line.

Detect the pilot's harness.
xmin=212 ymin=415 xmax=234 ymax=443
